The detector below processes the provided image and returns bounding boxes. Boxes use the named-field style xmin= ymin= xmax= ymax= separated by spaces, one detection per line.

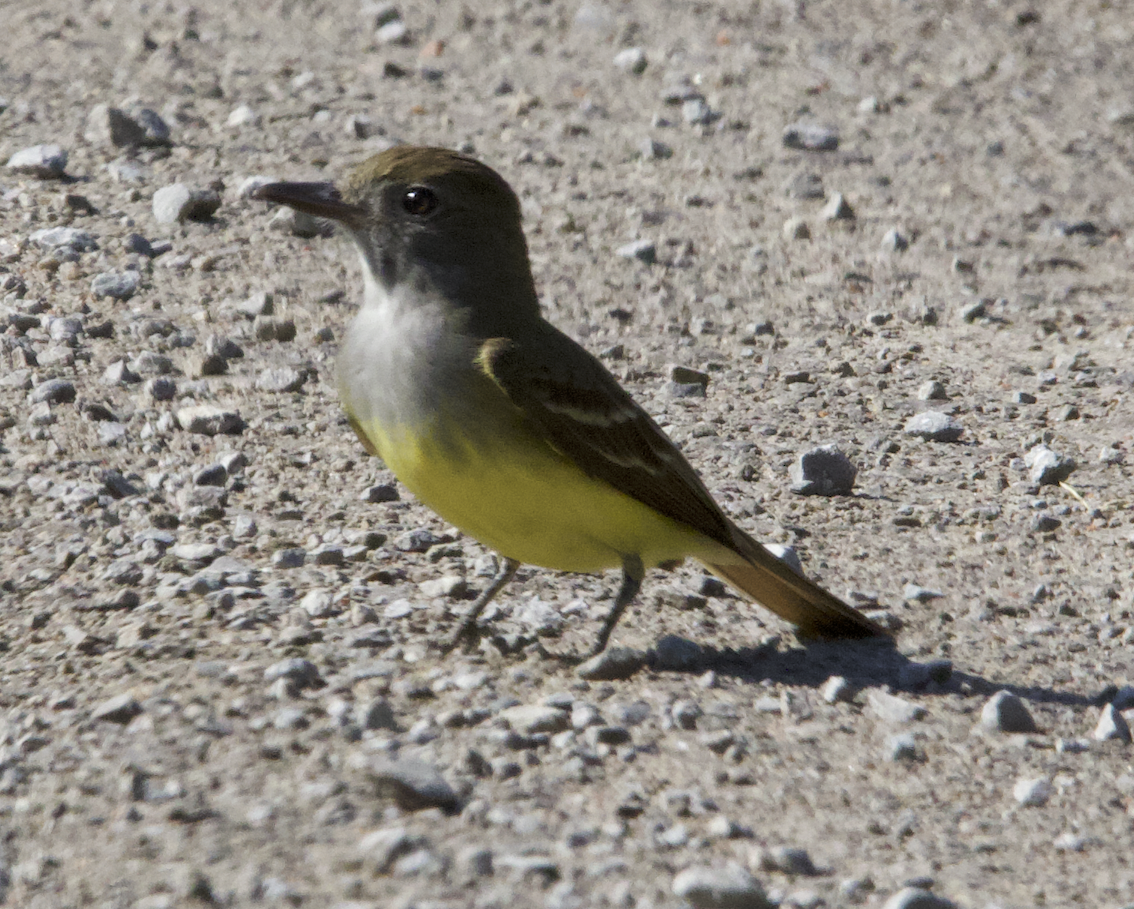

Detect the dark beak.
xmin=253 ymin=181 xmax=362 ymax=225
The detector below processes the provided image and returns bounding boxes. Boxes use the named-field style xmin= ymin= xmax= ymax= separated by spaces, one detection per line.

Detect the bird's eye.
xmin=402 ymin=187 xmax=438 ymax=216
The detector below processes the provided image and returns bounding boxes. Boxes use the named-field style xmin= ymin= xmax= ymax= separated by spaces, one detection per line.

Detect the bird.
xmin=253 ymin=145 xmax=890 ymax=660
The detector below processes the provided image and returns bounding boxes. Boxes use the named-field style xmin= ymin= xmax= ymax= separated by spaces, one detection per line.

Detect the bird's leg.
xmin=546 ymin=555 xmax=644 ymax=664
xmin=442 ymin=557 xmax=520 ymax=653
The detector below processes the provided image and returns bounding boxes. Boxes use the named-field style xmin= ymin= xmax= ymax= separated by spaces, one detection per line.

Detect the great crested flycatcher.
xmin=254 ymin=146 xmax=889 ymax=659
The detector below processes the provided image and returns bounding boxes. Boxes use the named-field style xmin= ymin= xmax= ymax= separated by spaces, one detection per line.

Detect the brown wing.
xmin=478 ymin=326 xmax=736 ymax=550
xmin=480 ymin=327 xmax=891 ymax=641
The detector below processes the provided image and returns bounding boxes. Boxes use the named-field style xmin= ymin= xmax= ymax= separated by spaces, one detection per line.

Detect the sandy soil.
xmin=2 ymin=1 xmax=1134 ymax=907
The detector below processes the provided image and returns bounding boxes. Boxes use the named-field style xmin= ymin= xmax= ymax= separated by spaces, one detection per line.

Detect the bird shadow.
xmin=685 ymin=638 xmax=1101 ymax=709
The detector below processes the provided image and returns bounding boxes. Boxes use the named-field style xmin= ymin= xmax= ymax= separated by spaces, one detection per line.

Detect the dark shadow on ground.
xmin=678 ymin=638 xmax=1101 ymax=709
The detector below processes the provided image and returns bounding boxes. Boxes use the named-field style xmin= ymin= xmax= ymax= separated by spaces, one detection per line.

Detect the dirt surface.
xmin=3 ymin=1 xmax=1134 ymax=907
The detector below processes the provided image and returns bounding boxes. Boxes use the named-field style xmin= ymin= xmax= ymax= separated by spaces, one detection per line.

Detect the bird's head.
xmin=254 ymin=146 xmax=540 ymax=332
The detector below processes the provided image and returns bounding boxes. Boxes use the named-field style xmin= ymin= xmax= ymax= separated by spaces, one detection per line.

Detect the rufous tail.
xmin=702 ymin=527 xmax=891 ymax=640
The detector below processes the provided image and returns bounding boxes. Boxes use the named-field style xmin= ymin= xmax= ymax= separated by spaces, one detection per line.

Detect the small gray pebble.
xmin=1013 ymin=777 xmax=1052 ymax=806
xmin=1099 ymin=445 xmax=1125 ymax=464
xmin=375 ymin=19 xmax=409 ymax=44
xmin=1024 ymin=444 xmax=1076 ymax=486
xmin=91 ymin=271 xmax=140 ymax=301
xmin=839 ymin=877 xmax=875 ymax=902
xmin=887 ymin=733 xmax=920 ymax=762
xmin=264 ymin=657 xmax=323 ymax=689
xmin=500 ymin=704 xmax=569 ymax=735
xmin=782 ymin=217 xmax=811 ymax=240
xmin=502 ymin=594 xmax=558 ymax=634
xmin=104 ymin=360 xmax=141 ymax=385
xmin=394 ymin=529 xmax=442 ymax=552
xmin=153 ymin=183 xmax=221 ymax=224
xmin=7 ymin=143 xmax=68 ymax=178
xmin=785 ymin=172 xmax=824 ymax=199
xmin=132 ymin=351 xmax=173 ymax=375
xmin=176 ymin=869 xmax=217 ymax=902
xmin=882 ymin=888 xmax=958 ymax=909
xmin=1056 ymin=737 xmax=1091 ymax=754
xmin=146 ymin=377 xmax=177 ymax=401
xmin=1053 ymin=832 xmax=1088 ymax=852
xmin=107 ymin=158 xmax=148 ymax=183
xmin=585 ymin=724 xmax=631 ymax=746
xmin=902 ymin=585 xmax=944 ymax=603
xmin=639 ymin=137 xmax=673 ymax=159
xmin=369 ymin=758 xmax=460 ymax=813
xmin=271 ymin=548 xmax=306 ymax=568
xmin=613 ymin=47 xmax=647 ymax=74
xmin=577 ymin=646 xmax=646 ymax=680
xmin=254 ymin=315 xmax=298 ymax=342
xmin=204 ymin=335 xmax=244 ymax=359
xmin=238 ymin=290 xmax=274 ymax=316
xmin=273 ymin=707 xmax=309 ymax=730
xmin=759 ymin=845 xmax=819 ymax=875
xmin=616 ymin=239 xmax=656 ymax=264
xmin=311 ymin=545 xmax=344 ymax=567
xmin=129 ymin=107 xmax=171 ymax=145
xmin=960 ymin=300 xmax=987 ymax=323
xmin=226 ymin=104 xmax=263 ymax=129
xmin=653 ymin=634 xmax=703 ymax=672
xmin=821 ymin=192 xmax=854 ymax=220
xmin=257 ymin=367 xmax=307 ymax=393
xmin=176 ymin=405 xmax=244 ymax=436
xmin=867 ymin=690 xmax=926 ymax=723
xmin=495 ymin=852 xmax=559 ymax=879
xmin=123 ymin=233 xmax=155 ymax=257
xmin=84 ymin=104 xmax=147 ymax=147
xmin=670 ymin=364 xmax=710 ymax=388
xmin=765 ymin=544 xmax=803 ymax=575
xmin=672 ymin=864 xmax=773 ymax=909
xmin=357 ymin=826 xmax=418 ymax=873
xmin=672 ymin=699 xmax=702 ymax=729
xmin=683 ymin=97 xmax=716 ymax=125
xmin=822 ymin=676 xmax=855 ymax=704
xmin=1093 ymin=703 xmax=1131 ymax=742
xmin=917 ymin=380 xmax=947 ymax=401
xmin=667 ymin=381 xmax=707 ymax=399
xmin=790 ymin=444 xmax=856 ymax=496
xmin=361 ymin=699 xmax=398 ymax=731
xmin=31 ymin=226 xmax=98 ymax=253
xmin=30 ymin=379 xmax=76 ymax=405
xmin=49 ymin=316 xmax=84 ymax=343
xmin=898 ymin=660 xmax=953 ymax=689
xmin=613 ymin=701 xmax=651 ymax=726
xmin=881 ymin=228 xmax=909 ymax=251
xmin=660 ymin=82 xmax=703 ymax=104
xmin=571 ymin=703 xmax=603 ymax=730
xmin=903 ymin=411 xmax=963 ymax=443
xmin=362 ymin=483 xmax=399 ymax=503
xmin=459 ymin=846 xmax=494 ymax=877
xmin=92 ymin=693 xmax=143 ymax=724
xmin=194 ymin=464 xmax=228 ymax=487
xmin=1031 ymin=513 xmax=1061 ymax=533
xmin=98 ymin=422 xmax=128 ymax=446
xmin=782 ymin=121 xmax=839 ymax=151
xmin=28 ymin=401 xmax=56 ymax=426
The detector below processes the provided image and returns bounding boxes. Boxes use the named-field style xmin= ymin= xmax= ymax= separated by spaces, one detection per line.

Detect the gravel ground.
xmin=3 ymin=2 xmax=1134 ymax=907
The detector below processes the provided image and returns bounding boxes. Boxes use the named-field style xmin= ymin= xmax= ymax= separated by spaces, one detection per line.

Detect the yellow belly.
xmin=353 ymin=416 xmax=724 ymax=573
